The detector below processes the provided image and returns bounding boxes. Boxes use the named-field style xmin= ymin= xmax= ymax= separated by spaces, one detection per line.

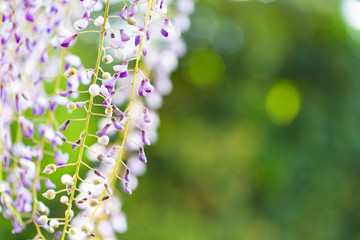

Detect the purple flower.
xmin=120 ymin=29 xmax=130 ymax=42
xmin=144 ymin=79 xmax=155 ymax=93
xmin=96 ymin=123 xmax=111 ymax=136
xmin=25 ymin=12 xmax=34 ymax=22
xmin=112 ymin=105 xmax=124 ymax=117
xmin=120 ymin=5 xmax=128 ymax=20
xmin=60 ymin=34 xmax=78 ymax=48
xmin=143 ymin=108 xmax=151 ymax=123
xmin=103 ymin=73 xmax=119 ymax=89
xmin=161 ymin=19 xmax=176 ymax=37
xmin=119 ymin=114 xmax=129 ymax=126
xmin=138 ymin=79 xmax=154 ymax=97
xmin=141 ymin=130 xmax=150 ymax=146
xmin=135 ymin=35 xmax=141 ymax=47
xmin=110 ymin=39 xmax=125 ymax=48
xmin=56 ymin=131 xmax=67 ymax=142
xmin=71 ymin=139 xmax=81 ymax=150
xmin=58 ymin=90 xmax=73 ymax=97
xmin=18 ymin=116 xmax=34 ymax=140
xmin=112 ymin=117 xmax=125 ymax=130
xmin=128 ymin=4 xmax=138 ymax=17
xmin=124 ymin=169 xmax=130 ymax=182
xmin=76 ymin=101 xmax=86 ymax=108
xmin=54 ymin=150 xmax=69 ymax=165
xmin=45 ymin=178 xmax=56 ymax=189
xmin=59 ymin=120 xmax=71 ymax=131
xmin=142 ymin=47 xmax=147 ymax=56
xmin=113 ymin=61 xmax=128 ymax=78
xmin=138 ymin=80 xmax=146 ymax=97
xmin=139 ymin=147 xmax=147 ymax=163
xmin=124 ymin=182 xmax=132 ymax=195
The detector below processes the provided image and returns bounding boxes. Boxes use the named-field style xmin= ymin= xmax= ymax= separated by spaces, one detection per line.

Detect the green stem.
xmin=60 ymin=1 xmax=111 ymax=239
xmin=90 ymin=0 xmax=155 ymax=224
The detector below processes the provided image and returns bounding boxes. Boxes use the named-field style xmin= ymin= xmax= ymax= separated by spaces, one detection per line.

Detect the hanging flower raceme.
xmin=0 ymin=0 xmax=194 ymax=239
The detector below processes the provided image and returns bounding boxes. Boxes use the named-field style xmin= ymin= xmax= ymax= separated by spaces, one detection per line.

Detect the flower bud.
xmin=43 ymin=164 xmax=57 ymax=174
xmin=59 ymin=120 xmax=71 ymax=131
xmin=126 ymin=17 xmax=137 ymax=26
xmin=71 ymin=139 xmax=81 ymax=150
xmin=143 ymin=108 xmax=151 ymax=123
xmin=50 ymin=219 xmax=59 ymax=228
xmin=139 ymin=147 xmax=147 ymax=163
xmin=124 ymin=182 xmax=132 ymax=195
xmin=96 ymin=123 xmax=111 ymax=136
xmin=105 ymin=105 xmax=113 ymax=117
xmin=102 ymin=55 xmax=113 ymax=64
xmin=89 ymin=84 xmax=100 ymax=96
xmin=64 ymin=67 xmax=76 ymax=77
xmin=69 ymin=228 xmax=77 ymax=235
xmin=65 ymin=209 xmax=74 ymax=220
xmin=120 ymin=5 xmax=128 ymax=20
xmin=161 ymin=19 xmax=176 ymax=37
xmin=112 ymin=105 xmax=124 ymax=117
xmin=56 ymin=131 xmax=67 ymax=142
xmin=39 ymin=215 xmax=48 ymax=224
xmin=135 ymin=35 xmax=141 ymax=47
xmin=88 ymin=198 xmax=99 ymax=207
xmin=36 ymin=201 xmax=47 ymax=214
xmin=104 ymin=183 xmax=113 ymax=195
xmin=98 ymin=135 xmax=109 ymax=145
xmin=42 ymin=189 xmax=56 ymax=200
xmin=144 ymin=79 xmax=154 ymax=93
xmin=61 ymin=174 xmax=73 ymax=185
xmin=76 ymin=101 xmax=86 ymax=108
xmin=141 ymin=130 xmax=151 ymax=146
xmin=111 ymin=117 xmax=124 ymax=130
xmin=102 ymin=72 xmax=111 ymax=80
xmin=124 ymin=169 xmax=130 ymax=182
xmin=66 ymin=102 xmax=77 ymax=111
xmin=94 ymin=170 xmax=106 ymax=179
xmin=60 ymin=196 xmax=69 ymax=205
xmin=60 ymin=34 xmax=78 ymax=48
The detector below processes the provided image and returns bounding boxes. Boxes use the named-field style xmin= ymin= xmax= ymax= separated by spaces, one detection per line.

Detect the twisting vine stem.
xmin=90 ymin=0 xmax=155 ymax=223
xmin=60 ymin=1 xmax=111 ymax=239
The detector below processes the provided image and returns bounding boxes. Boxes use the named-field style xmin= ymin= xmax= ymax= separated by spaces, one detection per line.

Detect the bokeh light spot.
xmin=266 ymin=80 xmax=301 ymax=126
xmin=186 ymin=49 xmax=225 ymax=87
xmin=342 ymin=0 xmax=360 ymax=30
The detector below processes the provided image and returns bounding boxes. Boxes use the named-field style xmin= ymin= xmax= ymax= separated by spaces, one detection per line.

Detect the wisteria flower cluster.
xmin=0 ymin=0 xmax=193 ymax=239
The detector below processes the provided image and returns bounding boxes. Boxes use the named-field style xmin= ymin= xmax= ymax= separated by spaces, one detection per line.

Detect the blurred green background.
xmin=121 ymin=0 xmax=360 ymax=239
xmin=4 ymin=0 xmax=360 ymax=239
